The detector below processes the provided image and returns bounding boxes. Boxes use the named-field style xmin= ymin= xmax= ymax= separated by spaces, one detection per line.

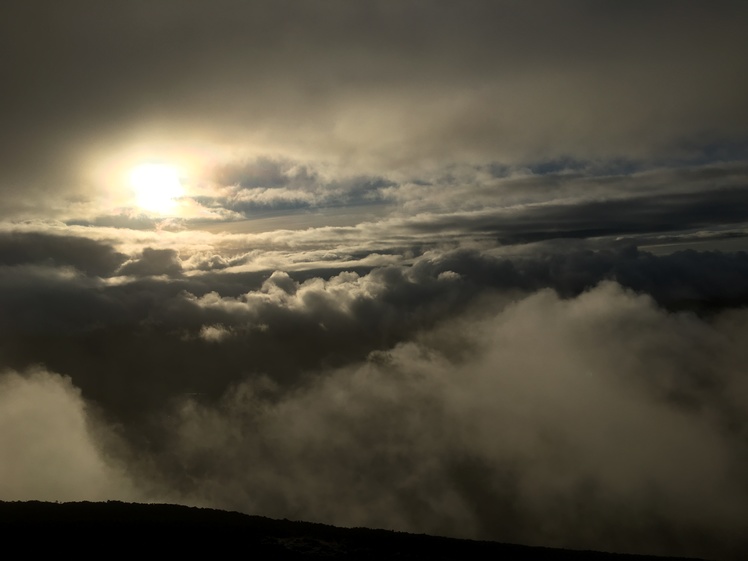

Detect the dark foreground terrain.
xmin=0 ymin=501 xmax=706 ymax=560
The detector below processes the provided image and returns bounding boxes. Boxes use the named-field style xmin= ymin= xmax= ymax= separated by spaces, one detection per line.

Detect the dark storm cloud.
xmin=0 ymin=231 xmax=126 ymax=277
xmin=400 ymin=184 xmax=748 ymax=243
xmin=0 ymin=265 xmax=135 ymax=335
xmin=371 ymin=161 xmax=748 ymax=246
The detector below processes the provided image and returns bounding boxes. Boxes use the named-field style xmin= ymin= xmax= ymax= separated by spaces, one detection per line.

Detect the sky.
xmin=2 ymin=1 xmax=748 ymax=558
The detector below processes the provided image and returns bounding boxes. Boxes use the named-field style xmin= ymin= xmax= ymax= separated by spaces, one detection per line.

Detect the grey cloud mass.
xmin=2 ymin=2 xmax=748 ymax=560
xmin=2 ymin=2 xmax=748 ymax=210
xmin=157 ymin=283 xmax=748 ymax=559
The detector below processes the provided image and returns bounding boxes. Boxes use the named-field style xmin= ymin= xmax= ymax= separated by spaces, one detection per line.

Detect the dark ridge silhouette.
xmin=0 ymin=501 xmax=708 ymax=560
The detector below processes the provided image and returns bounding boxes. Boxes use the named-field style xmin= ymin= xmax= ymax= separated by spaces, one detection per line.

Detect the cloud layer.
xmin=2 ymin=229 xmax=748 ymax=558
xmin=159 ymin=282 xmax=748 ymax=559
xmin=3 ymin=3 xmax=748 ymax=560
xmin=2 ymin=1 xmax=747 ymax=218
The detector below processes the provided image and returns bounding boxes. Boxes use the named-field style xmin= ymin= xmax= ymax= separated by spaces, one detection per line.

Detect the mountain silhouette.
xmin=0 ymin=501 xmax=707 ymax=560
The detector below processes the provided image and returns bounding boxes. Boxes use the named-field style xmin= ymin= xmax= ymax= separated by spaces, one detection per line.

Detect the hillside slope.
xmin=0 ymin=501 xmax=707 ymax=560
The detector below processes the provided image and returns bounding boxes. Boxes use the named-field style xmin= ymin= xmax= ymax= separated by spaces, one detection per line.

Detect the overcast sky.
xmin=2 ymin=2 xmax=748 ymax=559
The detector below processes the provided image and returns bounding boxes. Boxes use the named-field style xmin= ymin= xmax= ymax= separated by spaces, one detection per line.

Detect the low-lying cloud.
xmin=2 ymin=233 xmax=748 ymax=558
xmin=0 ymin=368 xmax=139 ymax=503
xmin=5 ymin=280 xmax=746 ymax=558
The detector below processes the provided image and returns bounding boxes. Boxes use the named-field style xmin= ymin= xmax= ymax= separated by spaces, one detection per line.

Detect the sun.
xmin=129 ymin=163 xmax=185 ymax=214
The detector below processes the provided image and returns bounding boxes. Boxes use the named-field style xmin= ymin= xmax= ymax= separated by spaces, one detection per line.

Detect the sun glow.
xmin=129 ymin=163 xmax=185 ymax=214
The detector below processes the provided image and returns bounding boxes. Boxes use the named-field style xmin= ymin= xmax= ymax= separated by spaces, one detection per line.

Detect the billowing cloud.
xmin=1 ymin=227 xmax=748 ymax=558
xmin=150 ymin=283 xmax=745 ymax=560
xmin=10 ymin=281 xmax=744 ymax=558
xmin=0 ymin=368 xmax=140 ymax=502
xmin=119 ymin=247 xmax=183 ymax=277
